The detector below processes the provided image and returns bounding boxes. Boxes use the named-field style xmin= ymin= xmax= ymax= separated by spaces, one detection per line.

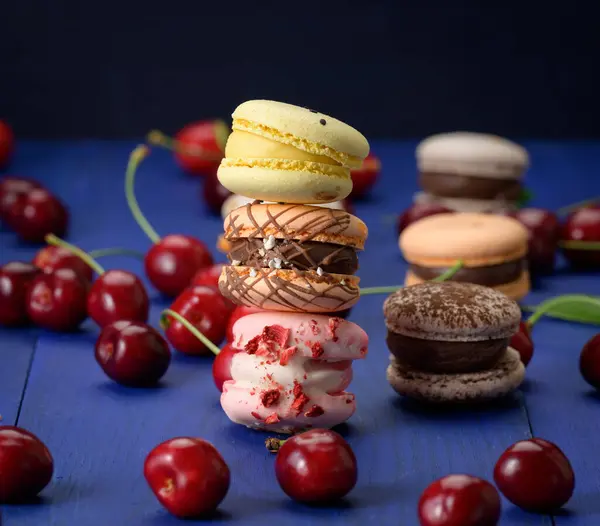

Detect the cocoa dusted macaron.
xmin=414 ymin=132 xmax=529 ymax=213
xmin=384 ymin=281 xmax=525 ymax=403
xmin=400 ymin=212 xmax=530 ymax=301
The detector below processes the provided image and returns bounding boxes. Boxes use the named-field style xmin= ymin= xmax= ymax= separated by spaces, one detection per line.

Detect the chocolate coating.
xmin=386 ymin=330 xmax=508 ymax=373
xmin=410 ymin=259 xmax=525 ymax=287
xmin=228 ymin=238 xmax=358 ymax=275
xmin=420 ymin=172 xmax=522 ymax=200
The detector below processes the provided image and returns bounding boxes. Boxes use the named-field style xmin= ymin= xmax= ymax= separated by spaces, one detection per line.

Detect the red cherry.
xmin=173 ymin=120 xmax=229 ymax=176
xmin=0 ymin=261 xmax=40 ymax=327
xmin=579 ymin=333 xmax=600 ymax=390
xmin=509 ymin=320 xmax=534 ymax=366
xmin=226 ymin=305 xmax=263 ymax=343
xmin=418 ymin=474 xmax=501 ymax=526
xmin=191 ymin=263 xmax=225 ymax=291
xmin=33 ymin=245 xmax=93 ymax=282
xmin=6 ymin=188 xmax=68 ymax=243
xmin=561 ymin=205 xmax=600 ymax=268
xmin=0 ymin=176 xmax=42 ymax=221
xmin=397 ymin=203 xmax=452 ymax=235
xmin=349 ymin=152 xmax=381 ymax=199
xmin=164 ymin=286 xmax=229 ymax=355
xmin=144 ymin=437 xmax=230 ymax=518
xmin=144 ymin=234 xmax=213 ymax=297
xmin=0 ymin=120 xmax=14 ymax=169
xmin=87 ymin=270 xmax=149 ymax=327
xmin=508 ymin=208 xmax=559 ymax=273
xmin=494 ymin=438 xmax=575 ymax=513
xmin=275 ymin=429 xmax=357 ymax=503
xmin=0 ymin=425 xmax=54 ymax=503
xmin=212 ymin=343 xmax=240 ymax=391
xmin=202 ymin=170 xmax=233 ymax=214
xmin=26 ymin=268 xmax=89 ymax=331
xmin=95 ymin=320 xmax=171 ymax=386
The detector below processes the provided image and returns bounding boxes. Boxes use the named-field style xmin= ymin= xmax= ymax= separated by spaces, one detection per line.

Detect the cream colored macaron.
xmin=399 ymin=212 xmax=530 ymax=301
xmin=217 ymin=100 xmax=369 ymax=204
xmin=220 ymin=193 xmax=346 ymax=219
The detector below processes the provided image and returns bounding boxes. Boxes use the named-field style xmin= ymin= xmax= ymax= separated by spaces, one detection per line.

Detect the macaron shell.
xmin=231 ymin=311 xmax=369 ymax=360
xmin=413 ymin=191 xmax=518 ymax=213
xmin=220 ymin=193 xmax=346 ymax=219
xmin=217 ymin=162 xmax=351 ymax=204
xmin=400 ymin=212 xmax=528 ymax=266
xmin=404 ymin=269 xmax=530 ymax=302
xmin=218 ymin=266 xmax=360 ymax=313
xmin=224 ymin=203 xmax=367 ymax=249
xmin=386 ymin=347 xmax=525 ymax=403
xmin=231 ymin=100 xmax=369 ymax=167
xmin=416 ymin=132 xmax=529 ymax=179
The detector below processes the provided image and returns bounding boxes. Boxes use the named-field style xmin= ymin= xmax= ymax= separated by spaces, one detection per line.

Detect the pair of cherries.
xmin=0 ymin=176 xmax=68 ymax=243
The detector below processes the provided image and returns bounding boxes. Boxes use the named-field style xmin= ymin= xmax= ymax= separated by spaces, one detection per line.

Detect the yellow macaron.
xmin=217 ymin=100 xmax=369 ymax=204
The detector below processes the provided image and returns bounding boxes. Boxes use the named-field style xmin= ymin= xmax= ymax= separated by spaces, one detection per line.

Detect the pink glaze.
xmin=220 ymin=312 xmax=368 ymax=433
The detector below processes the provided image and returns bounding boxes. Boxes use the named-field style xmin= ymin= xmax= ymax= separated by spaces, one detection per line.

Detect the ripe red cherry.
xmin=226 ymin=305 xmax=263 ymax=342
xmin=7 ymin=188 xmax=68 ymax=243
xmin=508 ymin=208 xmax=560 ymax=273
xmin=397 ymin=203 xmax=452 ymax=235
xmin=579 ymin=333 xmax=600 ymax=390
xmin=144 ymin=234 xmax=213 ymax=297
xmin=0 ymin=261 xmax=40 ymax=327
xmin=494 ymin=438 xmax=575 ymax=513
xmin=202 ymin=170 xmax=233 ymax=214
xmin=192 ymin=263 xmax=225 ymax=291
xmin=26 ymin=268 xmax=89 ymax=331
xmin=173 ymin=120 xmax=229 ymax=176
xmin=144 ymin=437 xmax=230 ymax=518
xmin=0 ymin=176 xmax=42 ymax=221
xmin=275 ymin=429 xmax=357 ymax=503
xmin=509 ymin=320 xmax=534 ymax=366
xmin=95 ymin=320 xmax=171 ymax=386
xmin=418 ymin=474 xmax=501 ymax=526
xmin=164 ymin=286 xmax=229 ymax=355
xmin=0 ymin=120 xmax=14 ymax=169
xmin=0 ymin=425 xmax=54 ymax=503
xmin=88 ymin=270 xmax=149 ymax=327
xmin=33 ymin=245 xmax=93 ymax=282
xmin=349 ymin=152 xmax=381 ymax=199
xmin=561 ymin=205 xmax=600 ymax=268
xmin=212 ymin=343 xmax=240 ymax=391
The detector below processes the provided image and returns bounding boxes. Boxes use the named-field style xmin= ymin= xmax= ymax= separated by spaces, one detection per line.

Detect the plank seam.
xmin=14 ymin=335 xmax=38 ymax=425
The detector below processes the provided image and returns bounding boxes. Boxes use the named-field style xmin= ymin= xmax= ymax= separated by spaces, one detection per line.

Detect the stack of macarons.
xmin=399 ymin=212 xmax=530 ymax=301
xmin=216 ymin=99 xmax=370 ymax=433
xmin=384 ymin=281 xmax=525 ymax=403
xmin=414 ymin=132 xmax=529 ymax=213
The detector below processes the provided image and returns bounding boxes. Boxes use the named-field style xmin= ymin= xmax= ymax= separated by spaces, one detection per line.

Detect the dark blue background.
xmin=1 ymin=1 xmax=598 ymax=139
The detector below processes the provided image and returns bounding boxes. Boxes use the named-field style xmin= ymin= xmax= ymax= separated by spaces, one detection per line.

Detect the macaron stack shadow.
xmin=414 ymin=132 xmax=529 ymax=213
xmin=399 ymin=212 xmax=530 ymax=302
xmin=383 ymin=281 xmax=525 ymax=403
xmin=215 ymin=99 xmax=370 ymax=433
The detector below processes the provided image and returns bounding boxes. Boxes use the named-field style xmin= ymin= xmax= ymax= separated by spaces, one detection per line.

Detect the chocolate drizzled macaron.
xmin=384 ymin=281 xmax=525 ymax=403
xmin=218 ymin=202 xmax=367 ymax=313
xmin=414 ymin=132 xmax=529 ymax=213
xmin=400 ymin=212 xmax=530 ymax=301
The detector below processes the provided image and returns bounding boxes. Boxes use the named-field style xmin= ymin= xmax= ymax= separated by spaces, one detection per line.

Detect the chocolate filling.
xmin=410 ymin=259 xmax=525 ymax=287
xmin=420 ymin=172 xmax=522 ymax=200
xmin=386 ymin=331 xmax=508 ymax=373
xmin=228 ymin=238 xmax=359 ymax=275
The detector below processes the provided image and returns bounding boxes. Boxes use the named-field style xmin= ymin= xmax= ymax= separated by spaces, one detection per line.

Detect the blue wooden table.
xmin=2 ymin=140 xmax=600 ymax=526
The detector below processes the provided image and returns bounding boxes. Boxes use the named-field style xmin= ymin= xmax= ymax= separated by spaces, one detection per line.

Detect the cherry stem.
xmin=89 ymin=248 xmax=145 ymax=260
xmin=45 ymin=234 xmax=105 ymax=275
xmin=160 ymin=309 xmax=220 ymax=356
xmin=557 ymin=196 xmax=600 ymax=216
xmin=125 ymin=145 xmax=161 ymax=244
xmin=360 ymin=260 xmax=464 ymax=296
xmin=265 ymin=437 xmax=286 ymax=453
xmin=146 ymin=129 xmax=220 ymax=159
xmin=558 ymin=240 xmax=600 ymax=250
xmin=525 ymin=294 xmax=599 ymax=328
